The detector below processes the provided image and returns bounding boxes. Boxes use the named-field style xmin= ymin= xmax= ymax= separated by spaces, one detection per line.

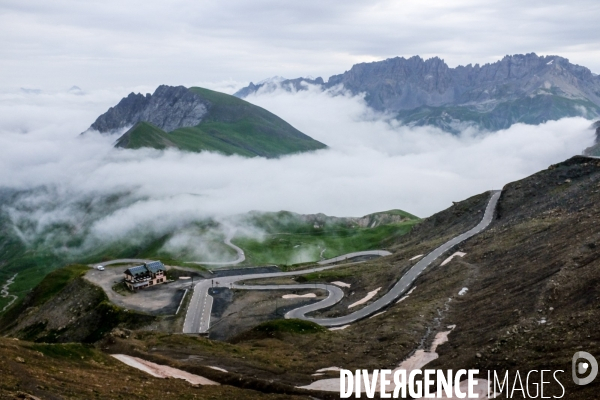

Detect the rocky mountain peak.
xmin=89 ymin=85 xmax=211 ymax=134
xmin=235 ymin=53 xmax=600 ymax=131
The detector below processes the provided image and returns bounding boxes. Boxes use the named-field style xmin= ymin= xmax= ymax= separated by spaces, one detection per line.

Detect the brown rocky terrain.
xmin=1 ymin=156 xmax=600 ymax=398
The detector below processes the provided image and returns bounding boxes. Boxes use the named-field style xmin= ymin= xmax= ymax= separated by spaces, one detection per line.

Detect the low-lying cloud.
xmin=0 ymin=85 xmax=595 ymax=257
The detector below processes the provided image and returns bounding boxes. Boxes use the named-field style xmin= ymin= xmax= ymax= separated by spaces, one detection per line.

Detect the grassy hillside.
xmin=116 ymin=87 xmax=327 ymax=158
xmin=0 ymin=211 xmax=63 ymax=312
xmin=0 ymin=199 xmax=419 ymax=314
xmin=235 ymin=223 xmax=416 ymax=265
xmin=0 ymin=337 xmax=311 ymax=399
xmin=115 ymin=121 xmax=176 ymax=149
xmin=233 ymin=210 xmax=421 ymax=265
xmin=0 ymin=264 xmax=156 ymax=343
xmin=397 ymin=94 xmax=600 ymax=132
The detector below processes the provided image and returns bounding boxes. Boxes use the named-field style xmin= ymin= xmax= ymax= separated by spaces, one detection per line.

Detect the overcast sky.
xmin=1 ymin=0 xmax=599 ymax=91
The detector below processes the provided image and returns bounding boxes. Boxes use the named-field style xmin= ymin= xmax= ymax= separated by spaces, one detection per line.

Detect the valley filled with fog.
xmin=0 ymin=84 xmax=594 ymax=261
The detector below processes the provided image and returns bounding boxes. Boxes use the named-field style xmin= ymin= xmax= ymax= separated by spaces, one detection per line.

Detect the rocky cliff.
xmin=90 ymin=85 xmax=211 ymax=133
xmin=236 ymin=53 xmax=600 ymax=131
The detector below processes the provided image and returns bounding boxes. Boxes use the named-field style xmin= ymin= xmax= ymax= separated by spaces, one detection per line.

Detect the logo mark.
xmin=572 ymin=351 xmax=598 ymax=385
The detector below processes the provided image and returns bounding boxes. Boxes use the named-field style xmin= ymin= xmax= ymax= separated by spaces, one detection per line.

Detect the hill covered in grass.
xmin=234 ymin=209 xmax=421 ymax=265
xmin=89 ymin=85 xmax=327 ymax=158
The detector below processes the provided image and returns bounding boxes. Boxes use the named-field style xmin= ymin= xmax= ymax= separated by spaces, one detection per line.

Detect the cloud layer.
xmin=0 ymin=85 xmax=594 ymax=251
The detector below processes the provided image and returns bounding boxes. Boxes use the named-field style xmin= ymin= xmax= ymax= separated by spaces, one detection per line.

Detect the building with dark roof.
xmin=124 ymin=261 xmax=167 ymax=290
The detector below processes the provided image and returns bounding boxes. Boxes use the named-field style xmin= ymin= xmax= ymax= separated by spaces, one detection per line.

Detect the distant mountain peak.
xmin=235 ymin=53 xmax=600 ymax=132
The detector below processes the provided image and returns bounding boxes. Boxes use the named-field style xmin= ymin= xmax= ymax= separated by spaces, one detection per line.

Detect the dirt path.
xmin=1 ymin=273 xmax=18 ymax=312
xmin=185 ymin=228 xmax=246 ymax=266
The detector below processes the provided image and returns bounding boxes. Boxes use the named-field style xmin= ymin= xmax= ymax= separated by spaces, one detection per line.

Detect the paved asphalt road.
xmin=96 ymin=190 xmax=501 ymax=333
xmin=317 ymin=250 xmax=392 ymax=265
xmin=90 ymin=258 xmax=153 ymax=268
xmin=183 ymin=190 xmax=501 ymax=332
xmin=182 ymin=263 xmax=364 ymax=333
xmin=184 ymin=229 xmax=246 ymax=266
xmin=294 ymin=190 xmax=502 ymax=326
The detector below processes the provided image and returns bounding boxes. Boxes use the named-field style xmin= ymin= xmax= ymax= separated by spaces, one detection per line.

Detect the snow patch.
xmin=369 ymin=311 xmax=386 ymax=319
xmin=331 ymin=281 xmax=351 ymax=288
xmin=348 ymin=287 xmax=381 ymax=308
xmin=396 ymin=286 xmax=417 ymax=304
xmin=458 ymin=287 xmax=468 ymax=296
xmin=328 ymin=325 xmax=350 ymax=331
xmin=316 ymin=367 xmax=341 ymax=373
xmin=282 ymin=293 xmax=316 ymax=299
xmin=111 ymin=354 xmax=219 ymax=385
xmin=441 ymin=252 xmax=466 ymax=266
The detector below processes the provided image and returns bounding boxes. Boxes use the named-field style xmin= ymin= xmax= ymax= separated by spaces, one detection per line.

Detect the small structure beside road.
xmin=124 ymin=261 xmax=167 ymax=290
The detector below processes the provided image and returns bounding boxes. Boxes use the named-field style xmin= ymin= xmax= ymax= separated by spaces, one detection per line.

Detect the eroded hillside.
xmin=1 ymin=156 xmax=599 ymax=398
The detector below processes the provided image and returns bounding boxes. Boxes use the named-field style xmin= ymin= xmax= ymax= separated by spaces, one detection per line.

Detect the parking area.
xmin=84 ymin=264 xmax=198 ymax=315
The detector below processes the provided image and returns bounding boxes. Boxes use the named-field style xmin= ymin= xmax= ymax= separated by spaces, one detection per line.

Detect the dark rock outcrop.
xmin=89 ymin=85 xmax=211 ymax=133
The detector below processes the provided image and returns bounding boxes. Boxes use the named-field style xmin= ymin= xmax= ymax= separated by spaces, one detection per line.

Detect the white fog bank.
xmin=0 ymin=86 xmax=595 ymax=242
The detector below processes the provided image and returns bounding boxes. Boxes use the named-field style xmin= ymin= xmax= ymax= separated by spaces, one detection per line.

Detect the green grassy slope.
xmin=397 ymin=94 xmax=600 ymax=132
xmin=116 ymin=87 xmax=327 ymax=158
xmin=0 ymin=212 xmax=63 ymax=312
xmin=234 ymin=223 xmax=418 ymax=265
xmin=115 ymin=122 xmax=176 ymax=149
xmin=0 ymin=199 xmax=419 ymax=315
xmin=233 ymin=210 xmax=421 ymax=265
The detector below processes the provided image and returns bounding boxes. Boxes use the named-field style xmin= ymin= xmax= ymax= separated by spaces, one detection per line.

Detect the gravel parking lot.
xmin=84 ymin=265 xmax=195 ymax=315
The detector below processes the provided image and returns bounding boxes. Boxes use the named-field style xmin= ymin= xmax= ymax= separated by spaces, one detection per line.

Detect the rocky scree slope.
xmin=237 ymin=53 xmax=600 ymax=132
xmin=87 ymin=85 xmax=327 ymax=158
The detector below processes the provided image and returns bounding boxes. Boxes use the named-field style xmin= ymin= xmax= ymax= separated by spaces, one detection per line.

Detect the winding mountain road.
xmin=183 ymin=190 xmax=501 ymax=333
xmin=185 ymin=229 xmax=246 ymax=266
xmin=90 ymin=258 xmax=154 ymax=269
xmin=317 ymin=250 xmax=392 ymax=265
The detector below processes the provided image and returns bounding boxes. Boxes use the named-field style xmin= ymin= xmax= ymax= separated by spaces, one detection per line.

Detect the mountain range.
xmin=86 ymin=85 xmax=326 ymax=158
xmin=235 ymin=53 xmax=600 ymax=132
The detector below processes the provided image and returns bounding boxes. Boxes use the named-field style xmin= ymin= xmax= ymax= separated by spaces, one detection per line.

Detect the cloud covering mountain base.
xmin=0 ymin=85 xmax=595 ymax=257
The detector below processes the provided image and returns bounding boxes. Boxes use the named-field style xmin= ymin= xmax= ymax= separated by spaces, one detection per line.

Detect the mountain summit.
xmin=236 ymin=53 xmax=600 ymax=132
xmin=87 ymin=85 xmax=326 ymax=158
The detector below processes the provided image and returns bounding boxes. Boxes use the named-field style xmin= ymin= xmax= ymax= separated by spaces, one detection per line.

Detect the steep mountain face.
xmin=236 ymin=53 xmax=600 ymax=132
xmin=90 ymin=85 xmax=210 ymax=133
xmin=87 ymin=85 xmax=327 ymax=158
